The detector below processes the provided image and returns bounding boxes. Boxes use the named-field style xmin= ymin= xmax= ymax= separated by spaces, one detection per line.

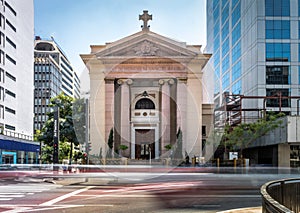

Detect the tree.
xmin=223 ymin=112 xmax=285 ymax=158
xmin=119 ymin=144 xmax=128 ymax=157
xmin=36 ymin=93 xmax=84 ymax=163
xmin=174 ymin=128 xmax=183 ymax=160
xmin=107 ymin=128 xmax=114 ymax=158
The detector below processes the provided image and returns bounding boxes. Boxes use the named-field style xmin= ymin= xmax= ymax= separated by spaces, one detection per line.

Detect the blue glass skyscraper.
xmin=206 ymin=0 xmax=299 ymax=123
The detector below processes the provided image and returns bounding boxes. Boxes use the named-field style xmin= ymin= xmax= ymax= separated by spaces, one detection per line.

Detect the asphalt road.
xmin=0 ymin=167 xmax=298 ymax=213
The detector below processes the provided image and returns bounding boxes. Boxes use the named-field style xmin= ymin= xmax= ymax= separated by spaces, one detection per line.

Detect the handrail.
xmin=261 ymin=178 xmax=300 ymax=213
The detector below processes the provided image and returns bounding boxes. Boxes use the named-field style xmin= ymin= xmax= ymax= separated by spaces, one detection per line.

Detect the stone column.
xmin=160 ymin=79 xmax=170 ymax=155
xmin=105 ymin=80 xmax=115 ymax=157
xmin=120 ymin=79 xmax=132 ymax=158
xmin=177 ymin=80 xmax=187 ymax=156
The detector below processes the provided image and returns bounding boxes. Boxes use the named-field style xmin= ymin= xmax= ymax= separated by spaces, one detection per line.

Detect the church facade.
xmin=81 ymin=11 xmax=213 ymax=161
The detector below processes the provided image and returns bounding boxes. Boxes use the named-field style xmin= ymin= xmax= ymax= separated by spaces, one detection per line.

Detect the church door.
xmin=135 ymin=129 xmax=155 ymax=160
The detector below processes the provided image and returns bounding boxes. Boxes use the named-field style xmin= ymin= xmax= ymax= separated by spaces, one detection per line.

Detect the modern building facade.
xmin=34 ymin=37 xmax=80 ymax=132
xmin=0 ymin=0 xmax=40 ymax=164
xmin=207 ymin=0 xmax=300 ymax=120
xmin=81 ymin=11 xmax=214 ymax=162
xmin=206 ymin=0 xmax=300 ymax=166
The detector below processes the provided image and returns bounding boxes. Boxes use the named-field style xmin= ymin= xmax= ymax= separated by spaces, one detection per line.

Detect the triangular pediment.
xmin=94 ymin=31 xmax=200 ymax=58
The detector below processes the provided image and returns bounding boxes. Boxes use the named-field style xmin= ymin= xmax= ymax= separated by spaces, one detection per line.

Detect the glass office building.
xmin=206 ymin=0 xmax=300 ymax=123
xmin=206 ymin=0 xmax=300 ymax=166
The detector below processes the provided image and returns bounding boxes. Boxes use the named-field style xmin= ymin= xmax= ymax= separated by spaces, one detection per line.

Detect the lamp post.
xmin=84 ymin=98 xmax=89 ymax=164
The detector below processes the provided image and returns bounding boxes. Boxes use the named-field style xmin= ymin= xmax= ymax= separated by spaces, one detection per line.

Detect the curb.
xmin=217 ymin=206 xmax=261 ymax=213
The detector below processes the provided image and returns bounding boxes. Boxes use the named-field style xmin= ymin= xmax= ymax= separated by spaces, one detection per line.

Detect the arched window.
xmin=135 ymin=98 xmax=155 ymax=109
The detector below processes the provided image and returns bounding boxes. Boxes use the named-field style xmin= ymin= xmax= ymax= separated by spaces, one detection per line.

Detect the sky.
xmin=34 ymin=0 xmax=207 ymax=90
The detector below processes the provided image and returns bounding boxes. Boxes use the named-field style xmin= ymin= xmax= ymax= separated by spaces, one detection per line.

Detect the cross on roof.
xmin=139 ymin=10 xmax=152 ymax=31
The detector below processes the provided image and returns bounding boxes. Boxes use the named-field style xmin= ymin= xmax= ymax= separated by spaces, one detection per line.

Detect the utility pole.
xmin=53 ymin=105 xmax=59 ymax=171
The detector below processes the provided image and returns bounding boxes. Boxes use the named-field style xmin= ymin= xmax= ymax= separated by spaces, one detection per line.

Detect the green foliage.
xmin=174 ymin=128 xmax=183 ymax=159
xmin=224 ymin=112 xmax=285 ymax=156
xmin=36 ymin=93 xmax=85 ymax=163
xmin=164 ymin=144 xmax=172 ymax=150
xmin=119 ymin=144 xmax=128 ymax=150
xmin=106 ymin=128 xmax=114 ymax=158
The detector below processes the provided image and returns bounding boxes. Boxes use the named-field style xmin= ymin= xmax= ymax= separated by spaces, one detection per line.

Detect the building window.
xmin=232 ymin=80 xmax=242 ymax=94
xmin=6 ymin=54 xmax=16 ymax=65
xmin=5 ymin=124 xmax=15 ymax=131
xmin=265 ymin=0 xmax=290 ymax=16
xmin=221 ymin=20 xmax=229 ymax=41
xmin=5 ymin=89 xmax=15 ymax=98
xmin=0 ymin=31 xmax=4 ymax=47
xmin=232 ymin=0 xmax=240 ymax=10
xmin=214 ymin=36 xmax=220 ymax=52
xmin=266 ymin=43 xmax=290 ymax=61
xmin=214 ymin=20 xmax=220 ymax=39
xmin=0 ymin=49 xmax=4 ymax=65
xmin=232 ymin=60 xmax=241 ymax=82
xmin=135 ymin=98 xmax=155 ymax=109
xmin=0 ymin=68 xmax=4 ymax=82
xmin=266 ymin=89 xmax=290 ymax=107
xmin=202 ymin=126 xmax=206 ymax=136
xmin=232 ymin=21 xmax=241 ymax=46
xmin=222 ymin=54 xmax=229 ymax=74
xmin=222 ymin=72 xmax=230 ymax=91
xmin=232 ymin=1 xmax=240 ymax=27
xmin=221 ymin=3 xmax=229 ymax=25
xmin=266 ymin=66 xmax=289 ymax=84
xmin=214 ymin=50 xmax=220 ymax=67
xmin=222 ymin=38 xmax=229 ymax=57
xmin=0 ymin=104 xmax=4 ymax=119
xmin=213 ymin=0 xmax=219 ymax=11
xmin=232 ymin=41 xmax=241 ymax=63
xmin=266 ymin=20 xmax=290 ymax=39
xmin=6 ymin=36 xmax=16 ymax=49
xmin=4 ymin=1 xmax=17 ymax=16
xmin=0 ymin=13 xmax=4 ymax=29
xmin=222 ymin=0 xmax=228 ymax=8
xmin=6 ymin=72 xmax=16 ymax=81
xmin=298 ymin=66 xmax=300 ymax=84
xmin=0 ymin=86 xmax=3 ymax=100
xmin=5 ymin=107 xmax=15 ymax=114
xmin=5 ymin=19 xmax=16 ymax=32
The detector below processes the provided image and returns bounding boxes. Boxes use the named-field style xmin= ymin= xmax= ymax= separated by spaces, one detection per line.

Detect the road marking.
xmin=0 ymin=204 xmax=114 ymax=213
xmin=1 ymin=207 xmax=31 ymax=213
xmin=0 ymin=195 xmax=24 ymax=198
xmin=74 ymin=194 xmax=260 ymax=198
xmin=39 ymin=186 xmax=94 ymax=206
xmin=0 ymin=198 xmax=13 ymax=201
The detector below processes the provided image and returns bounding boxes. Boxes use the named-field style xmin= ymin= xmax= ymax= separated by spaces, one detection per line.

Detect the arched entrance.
xmin=130 ymin=92 xmax=159 ymax=159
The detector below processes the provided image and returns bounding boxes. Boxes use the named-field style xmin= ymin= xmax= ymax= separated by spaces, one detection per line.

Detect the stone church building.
xmin=81 ymin=11 xmax=213 ymax=161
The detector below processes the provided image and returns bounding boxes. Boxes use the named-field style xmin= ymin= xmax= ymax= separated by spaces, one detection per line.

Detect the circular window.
xmin=143 ymin=112 xmax=148 ymax=116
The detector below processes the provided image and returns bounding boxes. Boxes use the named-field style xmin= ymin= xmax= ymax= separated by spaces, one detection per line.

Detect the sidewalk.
xmin=218 ymin=207 xmax=261 ymax=213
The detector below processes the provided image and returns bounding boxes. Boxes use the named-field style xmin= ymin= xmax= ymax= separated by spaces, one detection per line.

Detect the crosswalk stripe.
xmin=0 ymin=198 xmax=13 ymax=201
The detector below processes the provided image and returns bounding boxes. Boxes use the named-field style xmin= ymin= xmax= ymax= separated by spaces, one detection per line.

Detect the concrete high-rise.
xmin=34 ymin=37 xmax=80 ymax=131
xmin=206 ymin=0 xmax=300 ymax=124
xmin=0 ymin=0 xmax=40 ymax=164
xmin=0 ymin=0 xmax=34 ymax=137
